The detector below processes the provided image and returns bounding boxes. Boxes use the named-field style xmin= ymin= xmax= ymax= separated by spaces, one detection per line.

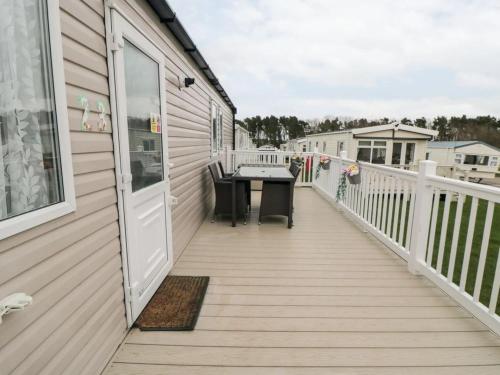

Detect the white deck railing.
xmin=229 ymin=149 xmax=500 ymax=335
xmin=227 ymin=150 xmax=316 ymax=186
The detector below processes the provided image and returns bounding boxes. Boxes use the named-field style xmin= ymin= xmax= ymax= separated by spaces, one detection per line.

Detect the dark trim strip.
xmin=147 ymin=0 xmax=237 ymax=114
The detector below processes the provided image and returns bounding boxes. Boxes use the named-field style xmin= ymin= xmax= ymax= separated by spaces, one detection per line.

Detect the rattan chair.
xmin=259 ymin=181 xmax=294 ymax=228
xmin=218 ymin=160 xmax=251 ymax=211
xmin=208 ymin=163 xmax=248 ymax=224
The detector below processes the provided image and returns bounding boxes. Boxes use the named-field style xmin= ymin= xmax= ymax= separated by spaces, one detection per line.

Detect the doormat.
xmin=135 ymin=275 xmax=209 ymax=331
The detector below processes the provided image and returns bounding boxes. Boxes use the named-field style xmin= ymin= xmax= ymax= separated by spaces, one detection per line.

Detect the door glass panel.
xmin=357 ymin=148 xmax=371 ymax=162
xmin=405 ymin=143 xmax=415 ymax=164
xmin=392 ymin=142 xmax=402 ymax=164
xmin=372 ymin=148 xmax=386 ymax=164
xmin=123 ymin=39 xmax=163 ymax=192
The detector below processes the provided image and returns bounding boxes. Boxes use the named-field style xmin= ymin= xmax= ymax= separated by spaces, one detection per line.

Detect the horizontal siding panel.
xmin=82 ymin=0 xmax=105 ymax=17
xmin=166 ymin=83 xmax=208 ymax=115
xmin=167 ymin=93 xmax=209 ymax=122
xmin=169 ymin=137 xmax=210 ymax=149
xmin=167 ymin=123 xmax=208 ymax=138
xmin=62 ymin=35 xmax=108 ymax=76
xmin=64 ymin=59 xmax=109 ymax=95
xmin=60 ymin=0 xmax=105 ymax=37
xmin=0 ymin=205 xmax=118 ymax=286
xmin=0 ymin=224 xmax=119 ymax=298
xmin=78 ymin=311 xmax=128 ymax=375
xmin=169 ymin=145 xmax=210 ymax=159
xmin=11 ymin=273 xmax=124 ymax=375
xmin=0 ymin=188 xmax=117 ymax=252
xmin=0 ymin=241 xmax=121 ymax=371
xmin=73 ymin=152 xmax=115 ymax=175
xmin=60 ymin=10 xmax=106 ymax=57
xmin=167 ymin=106 xmax=210 ymax=128
xmin=39 ymin=289 xmax=125 ymax=375
xmin=71 ymin=131 xmax=113 ymax=153
xmin=66 ymin=85 xmax=111 ymax=114
xmin=75 ymin=170 xmax=116 ymax=196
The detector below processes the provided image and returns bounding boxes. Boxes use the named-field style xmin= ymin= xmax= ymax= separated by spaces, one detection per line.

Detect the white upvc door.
xmin=111 ymin=11 xmax=173 ymax=321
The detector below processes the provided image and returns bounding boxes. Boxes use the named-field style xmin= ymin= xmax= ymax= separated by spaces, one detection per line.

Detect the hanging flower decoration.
xmin=336 ymin=163 xmax=361 ymax=201
xmin=315 ymin=156 xmax=331 ymax=179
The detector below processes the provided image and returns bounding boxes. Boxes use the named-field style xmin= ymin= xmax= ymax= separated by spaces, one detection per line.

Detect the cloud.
xmin=168 ymin=0 xmax=500 ymax=119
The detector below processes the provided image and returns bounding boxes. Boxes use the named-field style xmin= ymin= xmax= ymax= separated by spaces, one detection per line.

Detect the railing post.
xmin=408 ymin=160 xmax=437 ymax=274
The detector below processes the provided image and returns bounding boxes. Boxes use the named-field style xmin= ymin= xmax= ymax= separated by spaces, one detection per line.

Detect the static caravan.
xmin=281 ymin=137 xmax=307 ymax=152
xmin=427 ymin=141 xmax=500 ymax=181
xmin=305 ymin=123 xmax=437 ymax=168
xmin=0 ymin=0 xmax=235 ymax=374
xmin=235 ymin=124 xmax=254 ymax=149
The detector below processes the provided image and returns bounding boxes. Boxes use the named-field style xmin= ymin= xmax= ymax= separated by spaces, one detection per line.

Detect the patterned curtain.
xmin=0 ymin=0 xmax=51 ymax=220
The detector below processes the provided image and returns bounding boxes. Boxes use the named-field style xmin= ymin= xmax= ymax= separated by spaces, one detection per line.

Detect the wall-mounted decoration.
xmin=96 ymin=100 xmax=107 ymax=132
xmin=77 ymin=95 xmax=91 ymax=131
xmin=150 ymin=112 xmax=161 ymax=134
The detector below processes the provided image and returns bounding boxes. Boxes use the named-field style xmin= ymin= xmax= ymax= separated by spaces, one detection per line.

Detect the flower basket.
xmin=320 ymin=159 xmax=331 ymax=170
xmin=343 ymin=163 xmax=361 ymax=185
xmin=347 ymin=173 xmax=361 ymax=184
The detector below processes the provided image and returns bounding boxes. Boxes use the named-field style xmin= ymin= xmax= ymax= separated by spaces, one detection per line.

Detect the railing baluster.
xmin=473 ymin=201 xmax=494 ymax=302
xmin=392 ymin=178 xmax=401 ymax=242
xmin=381 ymin=176 xmax=390 ymax=234
xmin=437 ymin=192 xmax=452 ymax=274
xmin=386 ymin=177 xmax=395 ymax=236
xmin=376 ymin=175 xmax=384 ymax=229
xmin=447 ymin=193 xmax=465 ymax=282
xmin=404 ymin=185 xmax=416 ymax=251
xmin=490 ymin=252 xmax=500 ymax=314
xmin=460 ymin=197 xmax=479 ymax=292
xmin=398 ymin=181 xmax=409 ymax=246
xmin=426 ymin=188 xmax=441 ymax=267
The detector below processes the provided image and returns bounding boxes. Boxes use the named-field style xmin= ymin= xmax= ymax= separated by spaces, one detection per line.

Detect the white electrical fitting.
xmin=0 ymin=293 xmax=33 ymax=324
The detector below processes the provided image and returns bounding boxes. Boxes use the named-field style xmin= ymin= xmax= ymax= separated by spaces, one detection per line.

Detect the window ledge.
xmin=0 ymin=201 xmax=76 ymax=240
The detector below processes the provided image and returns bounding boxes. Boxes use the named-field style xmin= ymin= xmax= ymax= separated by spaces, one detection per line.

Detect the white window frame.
xmin=454 ymin=153 xmax=464 ymax=164
xmin=357 ymin=140 xmax=387 ymax=164
xmin=0 ymin=0 xmax=75 ymax=240
xmin=490 ymin=156 xmax=498 ymax=168
xmin=210 ymin=100 xmax=224 ymax=156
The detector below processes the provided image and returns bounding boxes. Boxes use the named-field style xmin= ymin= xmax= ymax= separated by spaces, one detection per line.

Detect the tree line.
xmin=236 ymin=115 xmax=500 ymax=148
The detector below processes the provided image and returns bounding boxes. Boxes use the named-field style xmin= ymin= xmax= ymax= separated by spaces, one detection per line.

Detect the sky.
xmin=168 ymin=0 xmax=500 ymax=120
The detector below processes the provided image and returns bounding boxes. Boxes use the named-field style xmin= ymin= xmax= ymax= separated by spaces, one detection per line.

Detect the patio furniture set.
xmin=208 ymin=161 xmax=302 ymax=228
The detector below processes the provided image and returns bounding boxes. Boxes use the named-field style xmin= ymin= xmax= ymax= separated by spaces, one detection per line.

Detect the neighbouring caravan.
xmin=298 ymin=123 xmax=437 ymax=168
xmin=281 ymin=137 xmax=307 ymax=152
xmin=0 ymin=1 xmax=236 ymax=374
xmin=235 ymin=124 xmax=255 ymax=149
xmin=427 ymin=141 xmax=500 ymax=181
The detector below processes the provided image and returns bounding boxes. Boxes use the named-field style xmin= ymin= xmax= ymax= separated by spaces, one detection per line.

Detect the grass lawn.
xmin=372 ymin=191 xmax=499 ymax=314
xmin=428 ymin=196 xmax=500 ymax=314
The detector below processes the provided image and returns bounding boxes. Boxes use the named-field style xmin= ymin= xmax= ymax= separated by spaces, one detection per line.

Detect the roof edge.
xmin=146 ymin=0 xmax=237 ymax=113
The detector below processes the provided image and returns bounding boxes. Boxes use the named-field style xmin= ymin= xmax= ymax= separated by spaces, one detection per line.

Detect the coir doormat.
xmin=135 ymin=276 xmax=209 ymax=331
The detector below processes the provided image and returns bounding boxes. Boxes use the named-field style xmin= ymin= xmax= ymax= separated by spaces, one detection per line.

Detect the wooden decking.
xmin=105 ymin=188 xmax=500 ymax=374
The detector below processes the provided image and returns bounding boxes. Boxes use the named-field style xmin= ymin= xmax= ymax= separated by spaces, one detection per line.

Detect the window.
xmin=490 ymin=157 xmax=498 ymax=167
xmin=336 ymin=141 xmax=345 ymax=156
xmin=464 ymin=155 xmax=489 ymax=165
xmin=323 ymin=142 xmax=327 ymax=152
xmin=302 ymin=145 xmax=307 ymax=152
xmin=454 ymin=153 xmax=464 ymax=164
xmin=308 ymin=142 xmax=311 ymax=151
xmin=356 ymin=140 xmax=386 ymax=164
xmin=0 ymin=0 xmax=75 ymax=239
xmin=405 ymin=143 xmax=415 ymax=164
xmin=210 ymin=101 xmax=223 ymax=155
xmin=392 ymin=142 xmax=402 ymax=164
